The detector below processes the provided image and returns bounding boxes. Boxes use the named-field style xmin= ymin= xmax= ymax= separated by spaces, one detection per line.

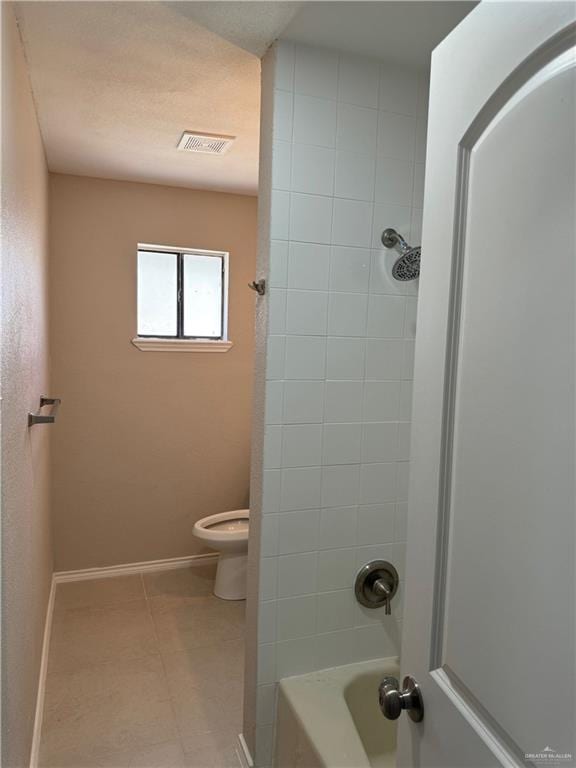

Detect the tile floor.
xmin=39 ymin=564 xmax=245 ymax=768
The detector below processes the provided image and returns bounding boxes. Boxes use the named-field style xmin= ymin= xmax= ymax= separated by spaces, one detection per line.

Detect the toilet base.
xmin=214 ymin=551 xmax=247 ymax=600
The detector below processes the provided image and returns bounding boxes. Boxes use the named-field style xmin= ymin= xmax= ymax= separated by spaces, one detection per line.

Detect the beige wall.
xmin=49 ymin=174 xmax=257 ymax=570
xmin=1 ymin=5 xmax=53 ymax=766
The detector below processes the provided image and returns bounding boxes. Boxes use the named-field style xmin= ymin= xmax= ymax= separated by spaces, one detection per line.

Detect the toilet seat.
xmin=193 ymin=509 xmax=250 ymax=601
xmin=193 ymin=509 xmax=249 ymax=543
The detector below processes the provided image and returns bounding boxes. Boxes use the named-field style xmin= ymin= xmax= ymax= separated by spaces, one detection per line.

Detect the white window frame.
xmin=132 ymin=242 xmax=232 ymax=353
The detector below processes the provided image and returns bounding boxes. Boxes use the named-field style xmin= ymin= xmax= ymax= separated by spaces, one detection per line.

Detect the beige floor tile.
xmin=142 ymin=565 xmax=217 ymax=607
xmin=162 ymin=644 xmax=243 ymax=754
xmin=49 ymin=600 xmax=158 ymax=673
xmin=182 ymin=731 xmax=241 ymax=768
xmin=40 ymin=571 xmax=245 ymax=768
xmin=166 ymin=672 xmax=242 ymax=751
xmin=161 ymin=648 xmax=231 ymax=700
xmin=151 ymin=597 xmax=245 ymax=655
xmin=39 ymin=739 xmax=190 ymax=768
xmin=162 ymin=640 xmax=244 ymax=700
xmin=103 ymin=740 xmax=188 ymax=768
xmin=179 ymin=728 xmax=242 ymax=765
xmin=54 ymin=576 xmax=145 ymax=612
xmin=40 ymin=656 xmax=178 ymax=765
xmin=170 ymin=694 xmax=237 ymax=753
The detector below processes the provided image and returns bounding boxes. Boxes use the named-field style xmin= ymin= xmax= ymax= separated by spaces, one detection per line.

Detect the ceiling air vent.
xmin=177 ymin=131 xmax=235 ymax=155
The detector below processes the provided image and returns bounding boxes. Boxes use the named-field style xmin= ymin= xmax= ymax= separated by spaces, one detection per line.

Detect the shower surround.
xmin=245 ymin=40 xmax=428 ymax=766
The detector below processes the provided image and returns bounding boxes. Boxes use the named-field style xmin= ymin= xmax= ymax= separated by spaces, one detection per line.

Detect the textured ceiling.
xmin=15 ymin=1 xmax=476 ymax=195
xmin=14 ymin=1 xmax=272 ymax=195
xmin=167 ymin=2 xmax=302 ymax=57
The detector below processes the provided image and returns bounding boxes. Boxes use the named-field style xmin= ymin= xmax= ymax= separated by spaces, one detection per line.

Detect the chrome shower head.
xmin=381 ymin=228 xmax=421 ymax=281
xmin=392 ymin=247 xmax=421 ymax=281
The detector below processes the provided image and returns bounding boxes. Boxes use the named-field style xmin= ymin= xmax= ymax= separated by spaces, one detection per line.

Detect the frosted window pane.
xmin=137 ymin=251 xmax=177 ymax=336
xmin=183 ymin=254 xmax=223 ymax=338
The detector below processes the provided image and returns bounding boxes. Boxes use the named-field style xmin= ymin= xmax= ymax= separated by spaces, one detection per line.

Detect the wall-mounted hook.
xmin=248 ymin=278 xmax=266 ymax=296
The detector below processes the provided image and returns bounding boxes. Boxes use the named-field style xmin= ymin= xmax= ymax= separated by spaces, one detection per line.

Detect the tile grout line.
xmin=139 ymin=570 xmax=193 ymax=762
xmin=140 ymin=571 xmax=148 ymax=599
xmin=137 ymin=568 xmax=243 ymax=765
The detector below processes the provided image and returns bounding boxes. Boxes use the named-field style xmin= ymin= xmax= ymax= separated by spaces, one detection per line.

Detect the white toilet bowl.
xmin=193 ymin=509 xmax=249 ymax=600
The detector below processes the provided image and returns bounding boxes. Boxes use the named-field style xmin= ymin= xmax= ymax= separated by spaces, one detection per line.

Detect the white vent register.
xmin=177 ymin=131 xmax=235 ymax=155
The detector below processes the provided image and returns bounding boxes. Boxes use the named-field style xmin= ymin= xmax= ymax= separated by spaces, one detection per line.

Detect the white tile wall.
xmin=278 ymin=509 xmax=320 ymax=554
xmin=332 ymin=198 xmax=373 ymax=248
xmin=336 ymin=103 xmax=378 ymax=152
xmin=289 ymin=192 xmax=333 ymax=243
xmin=253 ymin=40 xmax=428 ymax=766
xmin=281 ymin=424 xmax=323 ymax=467
xmin=284 ymin=336 xmax=326 ymax=380
xmin=377 ymin=111 xmax=416 ymax=160
xmin=294 ymin=46 xmax=339 ymax=99
xmin=328 ymin=292 xmax=368 ymax=337
xmin=288 ymin=242 xmax=330 ymax=289
xmin=335 ymin=152 xmax=376 ymax=202
xmin=283 ymin=380 xmax=325 ymax=423
xmin=291 ymin=144 xmax=335 ymax=196
xmin=285 ymin=290 xmax=328 ymax=336
xmin=337 ymin=55 xmax=380 ymax=109
xmin=326 ymin=337 xmax=366 ymax=379
xmin=293 ymin=95 xmax=337 ymax=147
xmin=324 ymin=381 xmax=363 ymax=423
xmin=318 ymin=511 xmax=357 ymax=551
xmin=318 ymin=546 xmax=357 ymax=589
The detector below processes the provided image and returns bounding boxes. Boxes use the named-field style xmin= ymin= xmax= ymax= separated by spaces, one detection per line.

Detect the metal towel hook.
xmin=28 ymin=396 xmax=61 ymax=427
xmin=248 ymin=279 xmax=266 ymax=296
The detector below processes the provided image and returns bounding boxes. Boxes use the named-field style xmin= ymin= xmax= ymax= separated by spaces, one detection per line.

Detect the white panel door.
xmin=398 ymin=3 xmax=575 ymax=767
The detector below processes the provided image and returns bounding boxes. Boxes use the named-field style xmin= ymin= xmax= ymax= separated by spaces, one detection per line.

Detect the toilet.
xmin=193 ymin=509 xmax=249 ymax=600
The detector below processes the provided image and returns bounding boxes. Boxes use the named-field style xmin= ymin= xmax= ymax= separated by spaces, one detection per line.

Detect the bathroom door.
xmin=398 ymin=3 xmax=576 ymax=767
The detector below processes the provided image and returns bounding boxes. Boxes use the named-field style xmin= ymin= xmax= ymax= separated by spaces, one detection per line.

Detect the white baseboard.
xmin=237 ymin=733 xmax=254 ymax=768
xmin=29 ymin=576 xmax=56 ymax=768
xmin=53 ymin=552 xmax=218 ymax=583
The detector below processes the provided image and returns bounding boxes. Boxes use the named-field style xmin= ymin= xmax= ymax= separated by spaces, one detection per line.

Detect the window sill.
xmin=131 ymin=338 xmax=233 ymax=353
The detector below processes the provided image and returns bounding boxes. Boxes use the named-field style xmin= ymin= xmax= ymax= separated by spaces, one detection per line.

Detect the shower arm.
xmin=381 ymin=228 xmax=411 ymax=254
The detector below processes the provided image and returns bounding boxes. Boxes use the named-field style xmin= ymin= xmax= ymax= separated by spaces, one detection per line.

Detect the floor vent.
xmin=177 ymin=131 xmax=235 ymax=155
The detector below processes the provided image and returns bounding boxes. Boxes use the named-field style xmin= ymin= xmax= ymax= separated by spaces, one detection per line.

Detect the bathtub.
xmin=274 ymin=657 xmax=398 ymax=767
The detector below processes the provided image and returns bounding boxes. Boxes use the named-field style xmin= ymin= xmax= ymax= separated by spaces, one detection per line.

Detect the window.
xmin=134 ymin=244 xmax=231 ymax=352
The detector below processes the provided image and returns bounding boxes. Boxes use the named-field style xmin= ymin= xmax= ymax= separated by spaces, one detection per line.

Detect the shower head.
xmin=381 ymin=228 xmax=421 ymax=282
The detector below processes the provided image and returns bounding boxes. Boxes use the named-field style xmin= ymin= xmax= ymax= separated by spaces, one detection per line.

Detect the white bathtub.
xmin=274 ymin=657 xmax=399 ymax=768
